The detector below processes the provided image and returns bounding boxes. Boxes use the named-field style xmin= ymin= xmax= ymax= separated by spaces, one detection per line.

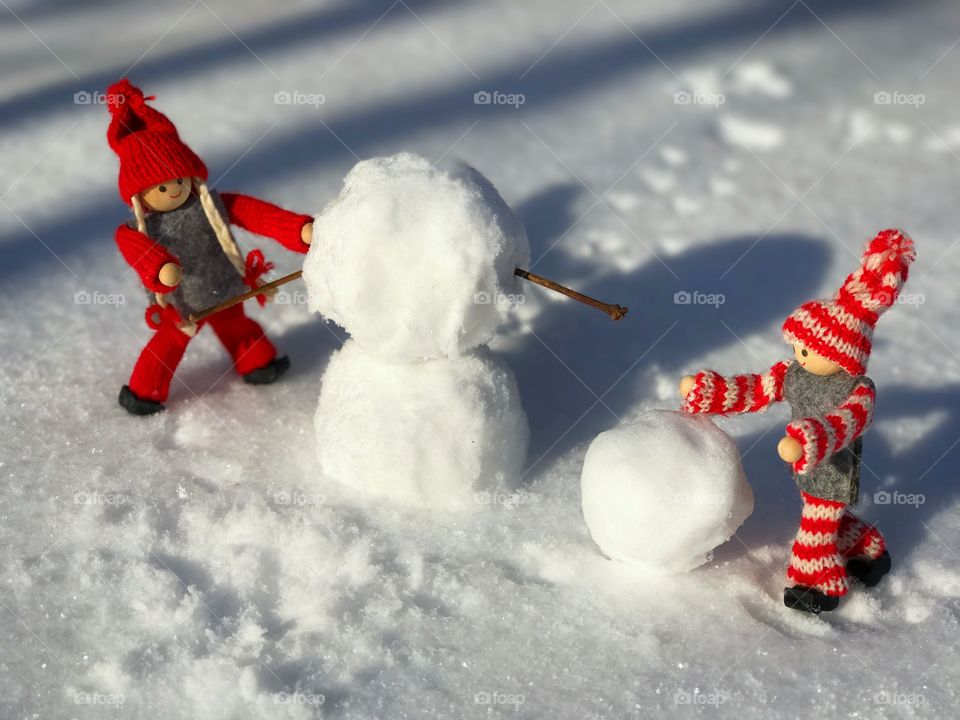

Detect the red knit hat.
xmin=782 ymin=229 xmax=916 ymax=376
xmin=106 ymin=79 xmax=207 ymax=205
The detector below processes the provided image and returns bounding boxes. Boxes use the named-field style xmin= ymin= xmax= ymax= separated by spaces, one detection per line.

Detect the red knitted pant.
xmin=128 ymin=304 xmax=276 ymax=402
xmin=787 ymin=492 xmax=886 ymax=597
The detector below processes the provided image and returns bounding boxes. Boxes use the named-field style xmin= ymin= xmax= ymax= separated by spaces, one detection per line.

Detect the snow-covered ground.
xmin=3 ymin=0 xmax=960 ymax=717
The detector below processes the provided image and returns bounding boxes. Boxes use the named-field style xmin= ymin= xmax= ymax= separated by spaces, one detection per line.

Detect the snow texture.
xmin=4 ymin=0 xmax=960 ymax=718
xmin=305 ymin=153 xmax=529 ymax=509
xmin=303 ymin=153 xmax=530 ymax=363
xmin=315 ymin=341 xmax=528 ymax=509
xmin=581 ymin=410 xmax=754 ymax=574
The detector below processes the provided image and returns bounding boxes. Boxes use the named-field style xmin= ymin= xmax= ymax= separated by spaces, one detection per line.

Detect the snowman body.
xmin=303 ymin=154 xmax=530 ymax=509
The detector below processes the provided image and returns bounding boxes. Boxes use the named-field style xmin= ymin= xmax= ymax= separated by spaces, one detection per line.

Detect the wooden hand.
xmin=778 ymin=436 xmax=803 ymax=463
xmin=158 ymin=262 xmax=181 ymax=288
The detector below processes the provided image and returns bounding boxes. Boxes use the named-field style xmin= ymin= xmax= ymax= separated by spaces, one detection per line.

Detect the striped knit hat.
xmin=782 ymin=229 xmax=916 ymax=376
xmin=106 ymin=79 xmax=207 ymax=205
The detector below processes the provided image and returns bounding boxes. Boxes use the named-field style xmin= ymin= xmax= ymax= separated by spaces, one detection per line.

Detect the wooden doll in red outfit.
xmin=106 ymin=79 xmax=314 ymax=415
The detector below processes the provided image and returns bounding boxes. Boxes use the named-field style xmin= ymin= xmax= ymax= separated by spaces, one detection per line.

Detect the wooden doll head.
xmin=139 ymin=177 xmax=192 ymax=212
xmin=792 ymin=342 xmax=844 ymax=376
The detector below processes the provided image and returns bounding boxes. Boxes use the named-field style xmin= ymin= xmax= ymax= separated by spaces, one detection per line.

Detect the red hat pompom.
xmin=105 ymin=78 xmax=207 ymax=205
xmin=851 ymin=228 xmax=916 ymax=312
xmin=782 ymin=229 xmax=916 ymax=375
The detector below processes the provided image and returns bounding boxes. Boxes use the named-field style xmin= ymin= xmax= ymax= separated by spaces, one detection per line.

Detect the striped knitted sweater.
xmin=682 ymin=360 xmax=875 ymax=498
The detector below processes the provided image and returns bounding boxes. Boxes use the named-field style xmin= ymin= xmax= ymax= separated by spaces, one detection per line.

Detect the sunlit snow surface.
xmin=2 ymin=0 xmax=959 ymax=717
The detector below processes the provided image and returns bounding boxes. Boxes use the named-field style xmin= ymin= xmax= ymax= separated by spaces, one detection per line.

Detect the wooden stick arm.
xmin=514 ymin=268 xmax=628 ymax=321
xmin=187 ymin=266 xmax=628 ymax=325
xmin=188 ymin=270 xmax=303 ymax=323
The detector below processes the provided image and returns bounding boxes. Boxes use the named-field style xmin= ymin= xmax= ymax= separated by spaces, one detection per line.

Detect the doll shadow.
xmin=272 ymin=317 xmax=345 ymax=380
xmin=711 ymin=426 xmax=823 ymax=565
xmin=851 ymin=383 xmax=960 ymax=559
xmin=162 ymin=315 xmax=341 ymax=402
xmin=503 ymin=184 xmax=834 ymax=478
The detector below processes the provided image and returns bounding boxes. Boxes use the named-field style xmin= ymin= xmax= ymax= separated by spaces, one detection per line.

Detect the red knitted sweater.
xmin=115 ymin=192 xmax=311 ymax=292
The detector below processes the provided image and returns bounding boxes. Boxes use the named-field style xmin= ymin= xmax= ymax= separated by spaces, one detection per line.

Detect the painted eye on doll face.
xmin=793 ymin=343 xmax=843 ymax=376
xmin=141 ymin=177 xmax=192 ymax=212
xmin=157 ymin=180 xmax=183 ymax=194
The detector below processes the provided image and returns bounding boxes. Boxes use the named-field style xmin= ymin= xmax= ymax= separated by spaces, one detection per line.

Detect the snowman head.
xmin=302 ymin=154 xmax=530 ymax=362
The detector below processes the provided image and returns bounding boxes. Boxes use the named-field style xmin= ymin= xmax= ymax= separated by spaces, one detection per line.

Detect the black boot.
xmin=119 ymin=385 xmax=164 ymax=416
xmin=846 ymin=551 xmax=891 ymax=587
xmin=242 ymin=355 xmax=290 ymax=385
xmin=784 ymin=585 xmax=840 ymax=614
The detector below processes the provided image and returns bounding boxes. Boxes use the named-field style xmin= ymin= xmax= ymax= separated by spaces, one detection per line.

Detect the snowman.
xmin=301 ymin=154 xmax=531 ymax=510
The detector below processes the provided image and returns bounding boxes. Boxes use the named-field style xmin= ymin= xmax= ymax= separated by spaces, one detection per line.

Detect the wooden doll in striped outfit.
xmin=678 ymin=229 xmax=915 ymax=613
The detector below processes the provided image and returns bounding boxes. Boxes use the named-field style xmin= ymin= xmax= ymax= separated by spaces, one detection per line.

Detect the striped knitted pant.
xmin=786 ymin=492 xmax=886 ymax=597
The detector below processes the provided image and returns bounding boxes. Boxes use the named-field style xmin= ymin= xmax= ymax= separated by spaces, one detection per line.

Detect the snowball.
xmin=303 ymin=153 xmax=530 ymax=362
xmin=314 ymin=340 xmax=529 ymax=509
xmin=580 ymin=410 xmax=753 ymax=574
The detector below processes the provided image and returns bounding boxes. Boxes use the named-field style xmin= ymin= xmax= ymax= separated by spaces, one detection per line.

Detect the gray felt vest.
xmin=138 ymin=191 xmax=247 ymax=317
xmin=783 ymin=362 xmax=874 ymax=505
